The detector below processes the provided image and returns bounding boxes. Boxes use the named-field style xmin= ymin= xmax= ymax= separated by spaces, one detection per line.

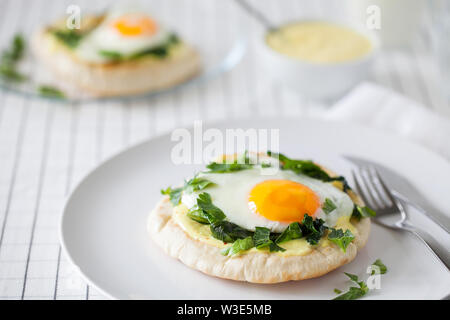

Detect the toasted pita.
xmin=148 ymin=197 xmax=370 ymax=284
xmin=32 ymin=16 xmax=201 ymax=97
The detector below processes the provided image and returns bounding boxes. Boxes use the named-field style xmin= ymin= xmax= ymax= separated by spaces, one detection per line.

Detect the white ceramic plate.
xmin=61 ymin=118 xmax=450 ymax=299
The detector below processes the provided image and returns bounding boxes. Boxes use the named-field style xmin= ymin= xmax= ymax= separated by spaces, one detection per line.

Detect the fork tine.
xmin=372 ymin=168 xmax=398 ymax=205
xmin=363 ymin=167 xmax=392 ymax=207
xmin=351 ymin=169 xmax=377 ymax=209
xmin=366 ymin=166 xmax=393 ymax=207
xmin=357 ymin=167 xmax=383 ymax=209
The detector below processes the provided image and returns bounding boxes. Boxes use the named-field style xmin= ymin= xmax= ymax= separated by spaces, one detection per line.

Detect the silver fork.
xmin=352 ymin=166 xmax=450 ymax=270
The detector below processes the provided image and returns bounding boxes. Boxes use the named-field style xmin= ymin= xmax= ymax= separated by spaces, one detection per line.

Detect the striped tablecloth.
xmin=0 ymin=0 xmax=448 ymax=299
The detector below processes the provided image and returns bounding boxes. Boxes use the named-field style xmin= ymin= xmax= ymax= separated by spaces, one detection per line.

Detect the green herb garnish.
xmin=210 ymin=220 xmax=253 ymax=243
xmin=221 ymin=236 xmax=254 ymax=256
xmin=267 ymin=151 xmax=351 ymax=191
xmin=53 ymin=30 xmax=84 ymax=48
xmin=161 ymin=176 xmax=214 ymax=206
xmin=371 ymin=259 xmax=387 ymax=275
xmin=37 ymin=85 xmax=65 ymax=98
xmin=206 ymin=162 xmax=253 ymax=173
xmin=186 ymin=205 xmax=209 ymax=224
xmin=301 ymin=214 xmax=327 ymax=245
xmin=327 ymin=228 xmax=354 ymax=252
xmin=161 ymin=186 xmax=183 ymax=206
xmin=333 ymin=273 xmax=369 ymax=300
xmin=253 ymin=227 xmax=285 ymax=252
xmin=183 ymin=176 xmax=215 ymax=193
xmin=197 ymin=192 xmax=226 ymax=224
xmin=333 ymin=259 xmax=388 ymax=300
xmin=351 ymin=205 xmax=376 ymax=220
xmin=98 ymin=33 xmax=180 ymax=61
xmin=322 ymin=198 xmax=337 ymax=214
xmin=275 ymin=222 xmax=302 ymax=244
xmin=0 ymin=34 xmax=26 ymax=82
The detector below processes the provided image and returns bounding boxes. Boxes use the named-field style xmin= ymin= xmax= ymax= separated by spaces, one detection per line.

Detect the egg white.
xmin=75 ymin=8 xmax=171 ymax=63
xmin=181 ymin=166 xmax=354 ymax=233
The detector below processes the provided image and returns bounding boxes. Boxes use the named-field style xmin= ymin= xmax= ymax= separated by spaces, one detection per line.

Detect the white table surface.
xmin=0 ymin=0 xmax=448 ymax=300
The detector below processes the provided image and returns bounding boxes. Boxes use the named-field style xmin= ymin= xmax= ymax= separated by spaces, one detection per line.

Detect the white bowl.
xmin=257 ymin=20 xmax=379 ymax=100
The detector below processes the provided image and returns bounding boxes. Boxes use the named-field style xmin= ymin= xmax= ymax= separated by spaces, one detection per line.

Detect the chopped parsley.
xmin=186 ymin=206 xmax=209 ymax=224
xmin=253 ymin=227 xmax=285 ymax=252
xmin=267 ymin=151 xmax=351 ymax=191
xmin=161 ymin=186 xmax=183 ymax=206
xmin=352 ymin=205 xmax=376 ymax=220
xmin=327 ymin=228 xmax=355 ymax=252
xmin=161 ymin=176 xmax=214 ymax=206
xmin=98 ymin=33 xmax=180 ymax=61
xmin=333 ymin=259 xmax=388 ymax=300
xmin=333 ymin=273 xmax=369 ymax=300
xmin=210 ymin=220 xmax=253 ymax=243
xmin=275 ymin=222 xmax=302 ymax=244
xmin=205 ymin=162 xmax=253 ymax=173
xmin=53 ymin=29 xmax=84 ymax=48
xmin=197 ymin=192 xmax=226 ymax=224
xmin=371 ymin=259 xmax=387 ymax=275
xmin=37 ymin=85 xmax=65 ymax=99
xmin=322 ymin=198 xmax=337 ymax=214
xmin=221 ymin=236 xmax=254 ymax=256
xmin=0 ymin=34 xmax=26 ymax=82
xmin=301 ymin=214 xmax=327 ymax=245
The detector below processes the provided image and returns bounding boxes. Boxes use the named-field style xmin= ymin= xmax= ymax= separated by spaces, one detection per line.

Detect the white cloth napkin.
xmin=325 ymin=82 xmax=450 ymax=161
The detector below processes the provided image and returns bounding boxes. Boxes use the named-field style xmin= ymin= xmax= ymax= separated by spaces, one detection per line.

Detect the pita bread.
xmin=32 ymin=16 xmax=201 ymax=97
xmin=148 ymin=197 xmax=370 ymax=284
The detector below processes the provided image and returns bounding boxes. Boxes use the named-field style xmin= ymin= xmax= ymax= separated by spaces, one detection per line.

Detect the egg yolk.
xmin=248 ymin=180 xmax=320 ymax=222
xmin=113 ymin=14 xmax=157 ymax=37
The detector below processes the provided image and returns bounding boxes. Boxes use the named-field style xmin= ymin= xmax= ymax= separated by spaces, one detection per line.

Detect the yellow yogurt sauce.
xmin=266 ymin=21 xmax=372 ymax=63
xmin=172 ymin=204 xmax=357 ymax=257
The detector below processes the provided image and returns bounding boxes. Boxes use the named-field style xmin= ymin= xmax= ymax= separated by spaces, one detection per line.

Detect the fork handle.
xmin=404 ymin=225 xmax=450 ymax=270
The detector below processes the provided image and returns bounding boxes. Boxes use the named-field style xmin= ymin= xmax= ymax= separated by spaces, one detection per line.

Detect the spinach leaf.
xmin=197 ymin=192 xmax=226 ymax=223
xmin=210 ymin=220 xmax=253 ymax=243
xmin=253 ymin=227 xmax=285 ymax=252
xmin=301 ymin=214 xmax=327 ymax=245
xmin=221 ymin=236 xmax=254 ymax=256
xmin=327 ymin=228 xmax=354 ymax=252
xmin=275 ymin=222 xmax=302 ymax=244
xmin=371 ymin=259 xmax=387 ymax=275
xmin=322 ymin=198 xmax=337 ymax=214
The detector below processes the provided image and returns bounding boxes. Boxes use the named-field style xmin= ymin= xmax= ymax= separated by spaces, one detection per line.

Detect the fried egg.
xmin=181 ymin=162 xmax=354 ymax=233
xmin=75 ymin=7 xmax=171 ymax=62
